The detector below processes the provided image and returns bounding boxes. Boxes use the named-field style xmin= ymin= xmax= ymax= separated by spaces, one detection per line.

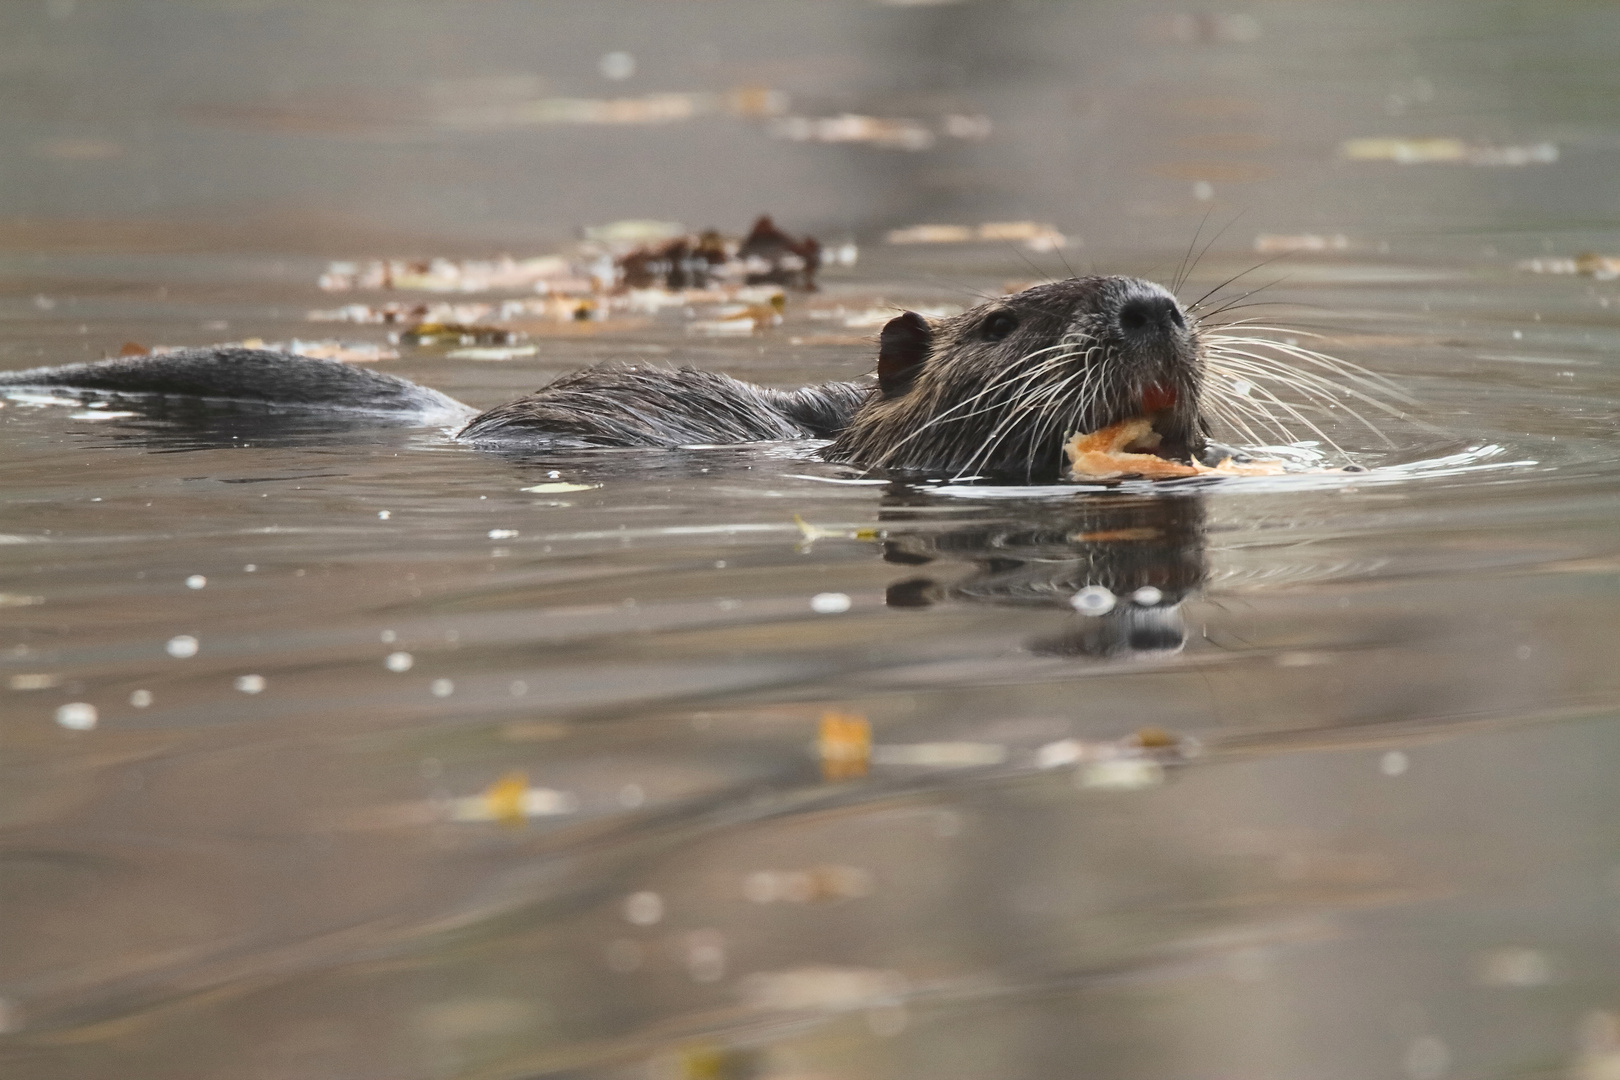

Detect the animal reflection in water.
xmin=876 ymin=492 xmax=1207 ymax=658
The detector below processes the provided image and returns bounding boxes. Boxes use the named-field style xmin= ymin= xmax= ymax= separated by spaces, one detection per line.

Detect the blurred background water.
xmin=4 ymin=3 xmax=1620 ymax=1079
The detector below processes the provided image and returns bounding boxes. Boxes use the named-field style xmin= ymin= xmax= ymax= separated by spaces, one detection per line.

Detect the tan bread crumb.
xmin=1064 ymin=418 xmax=1289 ymax=481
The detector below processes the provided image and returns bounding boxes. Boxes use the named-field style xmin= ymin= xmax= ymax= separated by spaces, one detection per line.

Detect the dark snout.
xmin=1117 ymin=295 xmax=1187 ymax=338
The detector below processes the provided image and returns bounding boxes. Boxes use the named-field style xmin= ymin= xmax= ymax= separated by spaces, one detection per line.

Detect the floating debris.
xmin=447 ymin=345 xmax=538 ymax=360
xmin=434 ymin=87 xmax=788 ymax=131
xmin=792 ymin=513 xmax=882 ymax=546
xmin=1340 ymin=137 xmax=1557 ymax=166
xmin=741 ymin=966 xmax=908 ymax=1013
xmin=446 ymin=770 xmax=576 ymax=824
xmin=818 ymin=711 xmax=871 ymax=780
xmin=868 ymin=742 xmax=1008 ymax=767
xmin=1076 ymin=759 xmax=1164 ymax=790
xmin=1036 ymin=727 xmax=1199 ymax=789
xmin=771 ymin=113 xmax=937 ymax=151
xmin=399 ymin=322 xmax=519 ymax=347
xmin=743 ymin=864 xmax=874 ymax=904
xmin=520 ymin=482 xmax=598 ymax=494
xmin=1254 ymin=233 xmax=1350 ymax=253
xmin=887 ymin=221 xmax=1068 ymax=251
xmin=8 ymin=673 xmax=59 ymax=690
xmin=320 ymin=255 xmax=573 ymax=294
xmin=1519 ymin=253 xmax=1620 ymax=280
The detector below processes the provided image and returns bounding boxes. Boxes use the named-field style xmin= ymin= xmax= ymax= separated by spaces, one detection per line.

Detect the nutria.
xmin=0 ymin=275 xmax=1226 ymax=482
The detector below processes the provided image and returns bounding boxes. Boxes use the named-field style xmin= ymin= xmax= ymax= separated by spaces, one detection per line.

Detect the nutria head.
xmin=821 ymin=276 xmax=1207 ymax=481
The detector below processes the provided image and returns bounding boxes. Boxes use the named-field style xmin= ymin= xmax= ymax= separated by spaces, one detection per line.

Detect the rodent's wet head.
xmin=823 ymin=276 xmax=1206 ymax=481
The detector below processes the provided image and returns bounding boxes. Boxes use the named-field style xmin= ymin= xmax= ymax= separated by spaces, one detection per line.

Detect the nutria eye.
xmin=981 ymin=311 xmax=1019 ymax=342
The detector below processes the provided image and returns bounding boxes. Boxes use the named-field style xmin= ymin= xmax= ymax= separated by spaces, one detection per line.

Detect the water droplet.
xmin=1381 ymin=750 xmax=1409 ymax=776
xmin=623 ymin=891 xmax=663 ymax=925
xmin=430 ymin=678 xmax=454 ymax=698
xmin=385 ymin=651 xmax=414 ymax=672
xmin=129 ymin=689 xmax=152 ymax=707
xmin=55 ymin=702 xmax=96 ymax=730
xmin=1070 ymin=585 xmax=1116 ymax=616
xmin=165 ymin=635 xmax=199 ymax=658
xmin=185 ymin=575 xmax=206 ymax=589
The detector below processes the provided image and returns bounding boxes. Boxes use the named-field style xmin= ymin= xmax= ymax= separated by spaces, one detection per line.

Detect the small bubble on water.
xmin=1516 ymin=644 xmax=1533 ymax=661
xmin=129 ymin=689 xmax=152 ymax=708
xmin=714 ymin=560 xmax=726 ymax=569
xmin=185 ymin=575 xmax=206 ymax=589
xmin=810 ymin=592 xmax=852 ymax=614
xmin=430 ymin=678 xmax=454 ymax=698
xmin=1131 ymin=586 xmax=1164 ymax=606
xmin=1193 ymin=180 xmax=1215 ymax=201
xmin=488 ymin=528 xmax=519 ymax=539
xmin=1071 ymin=585 xmax=1116 ymax=616
xmin=234 ymin=674 xmax=265 ymax=694
xmin=377 ymin=510 xmax=391 ymax=520
xmin=385 ymin=651 xmax=414 ymax=672
xmin=243 ymin=564 xmax=256 ymax=572
xmin=55 ymin=702 xmax=97 ymax=730
xmin=380 ymin=629 xmax=397 ymax=644
xmin=165 ymin=635 xmax=199 ymax=658
xmin=509 ymin=679 xmax=528 ymax=697
xmin=618 ymin=783 xmax=645 ymax=808
xmin=546 ymin=470 xmax=561 ymax=479
xmin=1381 ymin=750 xmax=1409 ymax=776
xmin=623 ymin=891 xmax=663 ymax=925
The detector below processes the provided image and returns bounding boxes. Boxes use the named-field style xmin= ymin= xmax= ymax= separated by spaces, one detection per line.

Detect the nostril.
xmin=1119 ymin=297 xmax=1183 ymax=334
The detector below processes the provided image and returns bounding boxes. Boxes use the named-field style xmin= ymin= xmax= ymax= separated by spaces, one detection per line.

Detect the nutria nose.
xmin=1118 ymin=296 xmax=1185 ymax=335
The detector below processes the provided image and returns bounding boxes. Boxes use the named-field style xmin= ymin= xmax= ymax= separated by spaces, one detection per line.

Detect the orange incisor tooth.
xmin=818 ymin=711 xmax=871 ymax=780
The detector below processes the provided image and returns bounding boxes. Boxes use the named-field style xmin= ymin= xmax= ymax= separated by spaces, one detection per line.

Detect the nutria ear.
xmin=877 ymin=311 xmax=932 ymax=398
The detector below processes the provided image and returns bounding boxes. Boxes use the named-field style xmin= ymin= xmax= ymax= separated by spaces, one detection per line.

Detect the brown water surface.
xmin=4 ymin=3 xmax=1620 ymax=1079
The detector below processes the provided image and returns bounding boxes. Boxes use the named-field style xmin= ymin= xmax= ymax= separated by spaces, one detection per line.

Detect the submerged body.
xmin=0 ymin=276 xmax=1215 ymax=481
